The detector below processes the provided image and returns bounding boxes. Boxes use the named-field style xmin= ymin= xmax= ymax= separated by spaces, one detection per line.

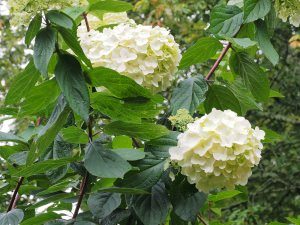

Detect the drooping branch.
xmin=205 ymin=42 xmax=232 ymax=81
xmin=7 ymin=176 xmax=24 ymax=212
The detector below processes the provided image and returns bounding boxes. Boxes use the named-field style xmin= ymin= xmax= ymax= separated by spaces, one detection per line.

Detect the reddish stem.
xmin=7 ymin=177 xmax=24 ymax=212
xmin=205 ymin=43 xmax=232 ymax=81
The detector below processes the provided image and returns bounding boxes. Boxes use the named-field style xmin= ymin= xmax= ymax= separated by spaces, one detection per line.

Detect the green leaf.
xmin=37 ymin=180 xmax=72 ymax=196
xmin=20 ymin=212 xmax=60 ymax=225
xmin=60 ymin=126 xmax=88 ymax=144
xmin=55 ymin=53 xmax=90 ymax=121
xmin=227 ymin=37 xmax=257 ymax=49
xmin=133 ymin=182 xmax=170 ymax=225
xmin=88 ymin=67 xmax=153 ymax=99
xmin=89 ymin=0 xmax=133 ymax=13
xmin=63 ymin=6 xmax=86 ymax=20
xmin=269 ymin=89 xmax=284 ymax=98
xmin=96 ymin=187 xmax=149 ymax=195
xmin=91 ymin=93 xmax=159 ymax=123
xmin=20 ymin=79 xmax=61 ymax=115
xmin=88 ymin=192 xmax=121 ymax=219
xmin=208 ymin=190 xmax=242 ymax=202
xmin=170 ymin=75 xmax=208 ymax=114
xmin=209 ymin=5 xmax=243 ymax=37
xmin=229 ymin=52 xmax=270 ymax=102
xmin=27 ymin=96 xmax=71 ymax=164
xmin=0 ymin=209 xmax=24 ymax=225
xmin=8 ymin=151 xmax=28 ymax=166
xmin=27 ymin=193 xmax=74 ymax=210
xmin=145 ymin=131 xmax=179 ymax=159
xmin=84 ymin=142 xmax=131 ymax=178
xmin=5 ymin=60 xmax=40 ymax=105
xmin=262 ymin=128 xmax=282 ymax=143
xmin=33 ymin=27 xmax=56 ymax=77
xmin=286 ymin=217 xmax=300 ymax=224
xmin=112 ymin=136 xmax=132 ymax=149
xmin=14 ymin=158 xmax=74 ymax=177
xmin=0 ymin=132 xmax=27 ymax=145
xmin=46 ymin=10 xmax=74 ymax=30
xmin=255 ymin=20 xmax=279 ymax=66
xmin=57 ymin=27 xmax=92 ymax=67
xmin=116 ymin=155 xmax=165 ymax=189
xmin=25 ymin=14 xmax=42 ymax=46
xmin=104 ymin=121 xmax=169 ymax=140
xmin=179 ymin=37 xmax=223 ymax=69
xmin=100 ymin=209 xmax=131 ymax=225
xmin=204 ymin=85 xmax=242 ymax=115
xmin=243 ymin=0 xmax=271 ymax=23
xmin=111 ymin=148 xmax=145 ymax=161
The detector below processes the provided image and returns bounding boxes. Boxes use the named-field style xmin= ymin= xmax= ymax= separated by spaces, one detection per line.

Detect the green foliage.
xmin=0 ymin=209 xmax=24 ymax=225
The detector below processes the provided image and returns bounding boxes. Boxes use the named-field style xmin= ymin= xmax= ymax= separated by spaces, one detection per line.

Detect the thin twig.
xmin=82 ymin=13 xmax=90 ymax=32
xmin=197 ymin=215 xmax=208 ymax=225
xmin=132 ymin=137 xmax=141 ymax=148
xmin=72 ymin=171 xmax=89 ymax=219
xmin=7 ymin=176 xmax=24 ymax=212
xmin=205 ymin=42 xmax=232 ymax=81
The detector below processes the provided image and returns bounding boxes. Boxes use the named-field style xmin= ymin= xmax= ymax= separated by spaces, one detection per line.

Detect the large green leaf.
xmin=33 ymin=27 xmax=56 ymax=77
xmin=91 ymin=93 xmax=159 ymax=123
xmin=89 ymin=0 xmax=133 ymax=13
xmin=179 ymin=37 xmax=223 ymax=69
xmin=55 ymin=53 xmax=90 ymax=121
xmin=20 ymin=212 xmax=60 ymax=225
xmin=88 ymin=192 xmax=121 ymax=219
xmin=5 ymin=60 xmax=40 ymax=105
xmin=255 ymin=20 xmax=279 ymax=66
xmin=229 ymin=52 xmax=270 ymax=102
xmin=0 ymin=132 xmax=27 ymax=145
xmin=27 ymin=96 xmax=71 ymax=164
xmin=204 ymin=85 xmax=242 ymax=115
xmin=88 ymin=67 xmax=153 ymax=99
xmin=243 ymin=0 xmax=271 ymax=23
xmin=96 ymin=187 xmax=149 ymax=195
xmin=111 ymin=148 xmax=145 ymax=161
xmin=133 ymin=182 xmax=170 ymax=225
xmin=14 ymin=158 xmax=74 ymax=177
xmin=57 ymin=27 xmax=92 ymax=67
xmin=100 ymin=209 xmax=131 ymax=225
xmin=60 ymin=126 xmax=88 ymax=144
xmin=46 ymin=10 xmax=74 ymax=30
xmin=209 ymin=5 xmax=243 ymax=37
xmin=104 ymin=121 xmax=169 ymax=140
xmin=170 ymin=75 xmax=208 ymax=114
xmin=116 ymin=155 xmax=165 ymax=190
xmin=84 ymin=142 xmax=131 ymax=178
xmin=25 ymin=14 xmax=42 ymax=46
xmin=20 ymin=79 xmax=61 ymax=115
xmin=0 ymin=209 xmax=24 ymax=225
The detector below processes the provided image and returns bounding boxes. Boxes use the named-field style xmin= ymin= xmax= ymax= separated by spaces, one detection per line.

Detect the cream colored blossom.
xmin=77 ymin=15 xmax=181 ymax=92
xmin=169 ymin=109 xmax=265 ymax=193
xmin=8 ymin=0 xmax=88 ymax=26
xmin=275 ymin=0 xmax=300 ymax=27
xmin=169 ymin=109 xmax=194 ymax=131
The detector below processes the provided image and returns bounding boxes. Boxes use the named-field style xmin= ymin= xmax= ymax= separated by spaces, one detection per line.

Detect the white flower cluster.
xmin=8 ymin=0 xmax=88 ymax=26
xmin=169 ymin=109 xmax=265 ymax=193
xmin=275 ymin=0 xmax=300 ymax=27
xmin=78 ymin=14 xmax=181 ymax=92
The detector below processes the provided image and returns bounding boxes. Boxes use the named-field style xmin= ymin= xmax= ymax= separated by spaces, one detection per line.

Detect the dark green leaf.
xmin=63 ymin=6 xmax=86 ymax=20
xmin=5 ymin=60 xmax=40 ymax=105
xmin=171 ymin=75 xmax=208 ymax=114
xmin=104 ymin=121 xmax=169 ymax=140
xmin=27 ymin=193 xmax=74 ymax=210
xmin=20 ymin=212 xmax=60 ymax=225
xmin=25 ymin=14 xmax=42 ymax=46
xmin=60 ymin=126 xmax=88 ymax=144
xmin=33 ymin=27 xmax=56 ymax=77
xmin=229 ymin=52 xmax=270 ymax=102
xmin=88 ymin=192 xmax=121 ymax=219
xmin=255 ymin=20 xmax=279 ymax=65
xmin=88 ymin=67 xmax=154 ymax=99
xmin=179 ymin=37 xmax=223 ymax=69
xmin=84 ymin=142 xmax=131 ymax=178
xmin=243 ymin=0 xmax=271 ymax=23
xmin=100 ymin=209 xmax=131 ymax=225
xmin=37 ymin=180 xmax=72 ymax=196
xmin=0 ymin=209 xmax=24 ymax=225
xmin=14 ymin=158 xmax=74 ymax=177
xmin=133 ymin=182 xmax=170 ymax=225
xmin=96 ymin=187 xmax=149 ymax=194
xmin=204 ymin=85 xmax=242 ymax=115
xmin=46 ymin=10 xmax=74 ymax=30
xmin=8 ymin=151 xmax=28 ymax=166
xmin=209 ymin=5 xmax=243 ymax=37
xmin=89 ymin=0 xmax=133 ymax=13
xmin=57 ymin=27 xmax=92 ymax=67
xmin=0 ymin=132 xmax=27 ymax=145
xmin=55 ymin=53 xmax=90 ymax=121
xmin=111 ymin=148 xmax=145 ymax=161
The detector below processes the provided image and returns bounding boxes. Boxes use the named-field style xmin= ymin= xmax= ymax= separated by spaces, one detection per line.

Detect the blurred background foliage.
xmin=0 ymin=0 xmax=299 ymax=224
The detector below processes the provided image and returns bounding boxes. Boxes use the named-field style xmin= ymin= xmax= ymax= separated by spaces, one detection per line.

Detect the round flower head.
xmin=77 ymin=14 xmax=182 ymax=92
xmin=169 ymin=109 xmax=265 ymax=193
xmin=8 ymin=0 xmax=88 ymax=26
xmin=275 ymin=0 xmax=300 ymax=27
